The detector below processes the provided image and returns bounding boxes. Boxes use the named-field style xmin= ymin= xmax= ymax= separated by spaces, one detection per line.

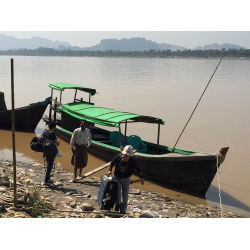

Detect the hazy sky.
xmin=1 ymin=31 xmax=249 ymax=49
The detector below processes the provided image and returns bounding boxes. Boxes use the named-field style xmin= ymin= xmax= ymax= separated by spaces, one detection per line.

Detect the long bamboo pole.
xmin=171 ymin=56 xmax=223 ymax=153
xmin=11 ymin=58 xmax=17 ymax=207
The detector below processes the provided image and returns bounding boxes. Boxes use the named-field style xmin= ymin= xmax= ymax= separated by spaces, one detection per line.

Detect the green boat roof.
xmin=49 ymin=82 xmax=96 ymax=96
xmin=59 ymin=102 xmax=165 ymax=127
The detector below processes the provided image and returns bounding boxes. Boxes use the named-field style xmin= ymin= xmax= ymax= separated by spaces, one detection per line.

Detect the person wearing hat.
xmin=108 ymin=145 xmax=144 ymax=214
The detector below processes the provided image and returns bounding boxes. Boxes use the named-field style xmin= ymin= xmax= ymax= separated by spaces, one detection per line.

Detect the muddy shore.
xmin=0 ymin=158 xmax=242 ymax=218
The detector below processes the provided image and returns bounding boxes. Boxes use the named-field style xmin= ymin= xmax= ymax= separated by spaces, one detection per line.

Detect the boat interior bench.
xmin=97 ymin=141 xmax=112 ymax=145
xmin=92 ymin=134 xmax=110 ymax=140
xmin=92 ymin=133 xmax=111 ymax=145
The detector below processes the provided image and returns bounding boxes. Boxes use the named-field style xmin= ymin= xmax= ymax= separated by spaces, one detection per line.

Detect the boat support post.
xmin=118 ymin=123 xmax=123 ymax=151
xmin=157 ymin=122 xmax=160 ymax=153
xmin=74 ymin=89 xmax=77 ymax=102
xmin=89 ymin=93 xmax=91 ymax=103
xmin=60 ymin=90 xmax=62 ymax=103
xmin=124 ymin=120 xmax=127 ymax=137
xmin=54 ymin=97 xmax=57 ymax=122
xmin=49 ymin=88 xmax=53 ymax=120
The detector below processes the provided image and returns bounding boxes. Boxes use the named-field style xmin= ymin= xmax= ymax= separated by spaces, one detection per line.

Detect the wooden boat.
xmin=0 ymin=91 xmax=50 ymax=131
xmin=44 ymin=82 xmax=229 ymax=195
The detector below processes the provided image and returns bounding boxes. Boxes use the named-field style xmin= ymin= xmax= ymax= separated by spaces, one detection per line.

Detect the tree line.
xmin=0 ymin=47 xmax=250 ymax=57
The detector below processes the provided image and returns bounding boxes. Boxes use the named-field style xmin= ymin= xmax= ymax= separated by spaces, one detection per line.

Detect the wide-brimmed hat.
xmin=122 ymin=145 xmax=134 ymax=156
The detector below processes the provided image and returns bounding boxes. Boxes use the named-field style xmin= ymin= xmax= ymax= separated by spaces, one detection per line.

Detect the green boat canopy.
xmin=59 ymin=102 xmax=165 ymax=128
xmin=49 ymin=82 xmax=97 ymax=96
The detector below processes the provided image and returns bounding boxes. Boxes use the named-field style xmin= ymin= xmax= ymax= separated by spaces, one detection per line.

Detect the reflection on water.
xmin=0 ymin=148 xmax=36 ymax=164
xmin=206 ymin=185 xmax=250 ymax=214
xmin=0 ymin=56 xmax=249 ymax=217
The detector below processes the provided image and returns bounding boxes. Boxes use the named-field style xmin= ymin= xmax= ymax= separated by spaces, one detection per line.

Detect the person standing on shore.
xmin=42 ymin=120 xmax=60 ymax=185
xmin=108 ymin=145 xmax=144 ymax=214
xmin=69 ymin=120 xmax=92 ymax=182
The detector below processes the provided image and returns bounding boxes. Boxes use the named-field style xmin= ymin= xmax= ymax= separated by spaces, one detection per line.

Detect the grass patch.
xmin=26 ymin=187 xmax=55 ymax=218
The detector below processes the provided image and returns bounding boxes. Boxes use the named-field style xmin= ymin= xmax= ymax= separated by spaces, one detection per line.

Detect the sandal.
xmin=68 ymin=179 xmax=76 ymax=183
xmin=48 ymin=180 xmax=54 ymax=183
xmin=43 ymin=182 xmax=52 ymax=186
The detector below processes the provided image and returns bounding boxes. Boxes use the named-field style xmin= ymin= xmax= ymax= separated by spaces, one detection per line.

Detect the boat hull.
xmin=55 ymin=126 xmax=218 ymax=195
xmin=0 ymin=97 xmax=50 ymax=132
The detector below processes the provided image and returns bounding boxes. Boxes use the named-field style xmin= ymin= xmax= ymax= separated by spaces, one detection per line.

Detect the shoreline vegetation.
xmin=0 ymin=47 xmax=250 ymax=58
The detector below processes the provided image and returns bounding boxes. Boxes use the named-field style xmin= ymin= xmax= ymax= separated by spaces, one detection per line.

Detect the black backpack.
xmin=43 ymin=131 xmax=58 ymax=158
xmin=30 ymin=136 xmax=44 ymax=153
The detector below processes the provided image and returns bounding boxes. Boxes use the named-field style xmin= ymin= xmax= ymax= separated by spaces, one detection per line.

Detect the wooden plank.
xmin=82 ymin=162 xmax=110 ymax=178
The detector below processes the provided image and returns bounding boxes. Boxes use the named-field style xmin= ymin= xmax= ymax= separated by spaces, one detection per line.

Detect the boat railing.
xmin=74 ymin=97 xmax=94 ymax=105
xmin=47 ymin=97 xmax=93 ymax=125
xmin=50 ymin=99 xmax=62 ymax=113
xmin=48 ymin=97 xmax=62 ymax=122
xmin=51 ymin=98 xmax=62 ymax=106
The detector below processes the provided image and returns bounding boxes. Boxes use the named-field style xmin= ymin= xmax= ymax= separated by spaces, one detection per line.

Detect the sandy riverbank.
xmin=0 ymin=158 xmax=242 ymax=218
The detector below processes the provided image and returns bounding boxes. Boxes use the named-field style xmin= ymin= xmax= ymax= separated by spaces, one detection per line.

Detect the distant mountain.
xmin=0 ymin=34 xmax=70 ymax=50
xmin=158 ymin=42 xmax=188 ymax=51
xmin=0 ymin=34 xmax=246 ymax=52
xmin=194 ymin=43 xmax=245 ymax=50
xmin=80 ymin=37 xmax=189 ymax=52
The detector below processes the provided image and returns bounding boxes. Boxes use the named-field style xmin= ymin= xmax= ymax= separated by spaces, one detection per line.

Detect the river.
xmin=0 ymin=56 xmax=249 ymax=217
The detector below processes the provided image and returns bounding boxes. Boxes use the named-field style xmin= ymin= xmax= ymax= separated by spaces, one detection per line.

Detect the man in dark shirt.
xmin=42 ymin=120 xmax=60 ymax=185
xmin=108 ymin=145 xmax=144 ymax=214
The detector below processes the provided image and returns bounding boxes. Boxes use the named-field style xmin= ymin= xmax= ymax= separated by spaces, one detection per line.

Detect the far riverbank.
xmin=1 ymin=47 xmax=250 ymax=58
xmin=1 ymin=54 xmax=250 ymax=59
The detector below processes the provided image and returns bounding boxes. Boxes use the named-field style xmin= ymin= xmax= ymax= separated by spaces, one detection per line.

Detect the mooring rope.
xmin=216 ymin=152 xmax=224 ymax=218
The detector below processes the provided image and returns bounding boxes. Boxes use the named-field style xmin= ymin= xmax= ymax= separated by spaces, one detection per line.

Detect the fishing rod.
xmin=171 ymin=56 xmax=223 ymax=153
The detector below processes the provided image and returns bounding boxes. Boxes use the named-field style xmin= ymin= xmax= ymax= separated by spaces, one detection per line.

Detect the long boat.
xmin=0 ymin=91 xmax=50 ymax=131
xmin=44 ymin=82 xmax=229 ymax=195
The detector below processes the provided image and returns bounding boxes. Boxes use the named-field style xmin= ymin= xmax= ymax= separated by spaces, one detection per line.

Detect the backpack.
xmin=30 ymin=136 xmax=44 ymax=153
xmin=42 ymin=131 xmax=58 ymax=158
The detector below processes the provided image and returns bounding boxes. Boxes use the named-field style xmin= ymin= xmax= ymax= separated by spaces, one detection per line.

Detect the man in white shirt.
xmin=69 ymin=120 xmax=92 ymax=182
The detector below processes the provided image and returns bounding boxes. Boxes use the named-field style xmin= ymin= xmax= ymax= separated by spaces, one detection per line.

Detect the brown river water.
xmin=0 ymin=56 xmax=249 ymax=217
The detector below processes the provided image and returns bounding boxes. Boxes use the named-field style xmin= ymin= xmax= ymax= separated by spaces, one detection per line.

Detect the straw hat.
xmin=121 ymin=145 xmax=134 ymax=156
